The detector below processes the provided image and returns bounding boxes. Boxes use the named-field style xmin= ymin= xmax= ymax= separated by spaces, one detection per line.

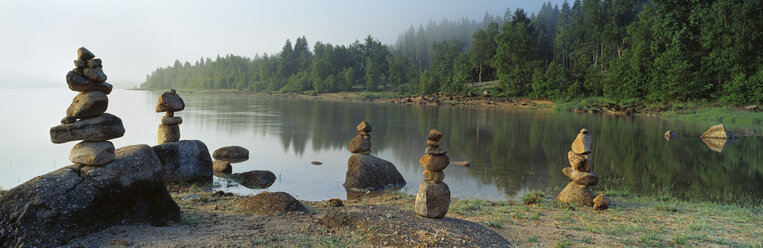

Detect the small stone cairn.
xmin=155 ymin=89 xmax=185 ymax=144
xmin=557 ymin=128 xmax=608 ymax=209
xmin=348 ymin=121 xmax=372 ymax=154
xmin=415 ymin=129 xmax=451 ymax=219
xmin=51 ymin=47 xmax=124 ymax=166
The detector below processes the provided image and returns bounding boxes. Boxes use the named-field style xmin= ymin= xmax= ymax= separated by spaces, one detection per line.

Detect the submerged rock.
xmin=228 ymin=170 xmax=276 ymax=189
xmin=152 ymin=140 xmax=213 ymax=183
xmin=344 ymin=153 xmax=406 ymax=192
xmin=235 ymin=191 xmax=306 ymax=215
xmin=0 ymin=144 xmax=180 ymax=248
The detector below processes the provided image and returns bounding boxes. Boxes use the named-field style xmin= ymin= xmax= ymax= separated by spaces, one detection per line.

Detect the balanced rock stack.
xmin=344 ymin=121 xmax=406 ymax=192
xmin=349 ymin=120 xmax=372 ymax=154
xmin=557 ymin=128 xmax=606 ymax=209
xmin=51 ymin=47 xmax=125 ymax=166
xmin=415 ymin=129 xmax=451 ymax=219
xmin=156 ymin=89 xmax=185 ymax=144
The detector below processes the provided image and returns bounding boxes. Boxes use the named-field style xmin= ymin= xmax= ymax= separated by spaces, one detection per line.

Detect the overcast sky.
xmin=0 ymin=0 xmax=564 ymax=88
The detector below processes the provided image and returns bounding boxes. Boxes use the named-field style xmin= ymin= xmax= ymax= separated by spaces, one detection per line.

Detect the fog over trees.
xmin=141 ymin=0 xmax=762 ymax=105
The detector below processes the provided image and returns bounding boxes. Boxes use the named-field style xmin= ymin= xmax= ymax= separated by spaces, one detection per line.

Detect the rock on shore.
xmin=0 ymin=145 xmax=180 ymax=248
xmin=152 ymin=140 xmax=213 ymax=183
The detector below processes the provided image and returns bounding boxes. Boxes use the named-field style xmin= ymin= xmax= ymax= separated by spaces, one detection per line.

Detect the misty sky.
xmin=0 ymin=0 xmax=565 ymax=88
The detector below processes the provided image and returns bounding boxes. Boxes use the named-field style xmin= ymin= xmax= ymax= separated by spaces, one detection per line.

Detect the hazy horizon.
xmin=1 ymin=0 xmax=564 ymax=88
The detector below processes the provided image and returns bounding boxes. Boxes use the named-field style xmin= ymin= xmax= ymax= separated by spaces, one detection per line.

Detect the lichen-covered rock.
xmin=152 ymin=140 xmax=213 ymax=183
xmin=414 ymin=180 xmax=451 ymax=219
xmin=235 ymin=191 xmax=306 ymax=215
xmin=556 ymin=181 xmax=595 ymax=206
xmin=50 ymin=113 xmax=125 ymax=144
xmin=0 ymin=144 xmax=180 ymax=248
xmin=344 ymin=153 xmax=406 ymax=192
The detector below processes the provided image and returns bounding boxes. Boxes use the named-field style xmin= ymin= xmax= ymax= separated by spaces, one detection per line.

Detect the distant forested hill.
xmin=141 ymin=0 xmax=762 ymax=105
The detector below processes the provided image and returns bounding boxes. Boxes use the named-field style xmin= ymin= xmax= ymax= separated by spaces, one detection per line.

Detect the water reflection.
xmin=178 ymin=92 xmax=762 ymax=203
xmin=0 ymin=89 xmax=760 ymax=203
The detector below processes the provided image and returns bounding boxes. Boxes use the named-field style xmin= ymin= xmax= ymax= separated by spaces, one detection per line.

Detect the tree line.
xmin=141 ymin=0 xmax=762 ymax=105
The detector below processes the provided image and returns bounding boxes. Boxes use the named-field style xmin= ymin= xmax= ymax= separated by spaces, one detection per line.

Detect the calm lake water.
xmin=1 ymin=88 xmax=761 ymax=203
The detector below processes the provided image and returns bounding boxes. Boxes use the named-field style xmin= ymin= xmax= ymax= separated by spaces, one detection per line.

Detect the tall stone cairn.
xmin=49 ymin=47 xmax=125 ymax=166
xmin=155 ymin=89 xmax=185 ymax=144
xmin=556 ymin=128 xmax=603 ymax=207
xmin=348 ymin=120 xmax=372 ymax=154
xmin=415 ymin=129 xmax=451 ymax=219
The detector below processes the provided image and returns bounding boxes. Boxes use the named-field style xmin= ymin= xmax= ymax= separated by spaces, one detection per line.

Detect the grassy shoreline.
xmin=143 ymin=184 xmax=763 ymax=247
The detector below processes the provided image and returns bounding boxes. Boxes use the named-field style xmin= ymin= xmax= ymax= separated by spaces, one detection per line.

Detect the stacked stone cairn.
xmin=155 ymin=89 xmax=185 ymax=144
xmin=51 ymin=47 xmax=124 ymax=166
xmin=415 ymin=129 xmax=451 ymax=219
xmin=348 ymin=120 xmax=372 ymax=154
xmin=557 ymin=128 xmax=609 ymax=210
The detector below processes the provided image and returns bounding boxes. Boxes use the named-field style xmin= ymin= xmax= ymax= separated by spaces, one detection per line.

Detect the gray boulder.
xmin=50 ymin=113 xmax=125 ymax=144
xmin=152 ymin=140 xmax=213 ymax=183
xmin=0 ymin=144 xmax=180 ymax=248
xmin=344 ymin=153 xmax=406 ymax=192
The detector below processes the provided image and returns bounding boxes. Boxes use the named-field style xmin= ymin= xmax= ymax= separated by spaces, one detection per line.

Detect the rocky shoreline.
xmin=62 ymin=184 xmax=761 ymax=247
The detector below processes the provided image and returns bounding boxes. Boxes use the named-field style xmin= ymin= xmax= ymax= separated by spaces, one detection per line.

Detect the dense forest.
xmin=141 ymin=0 xmax=762 ymax=105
